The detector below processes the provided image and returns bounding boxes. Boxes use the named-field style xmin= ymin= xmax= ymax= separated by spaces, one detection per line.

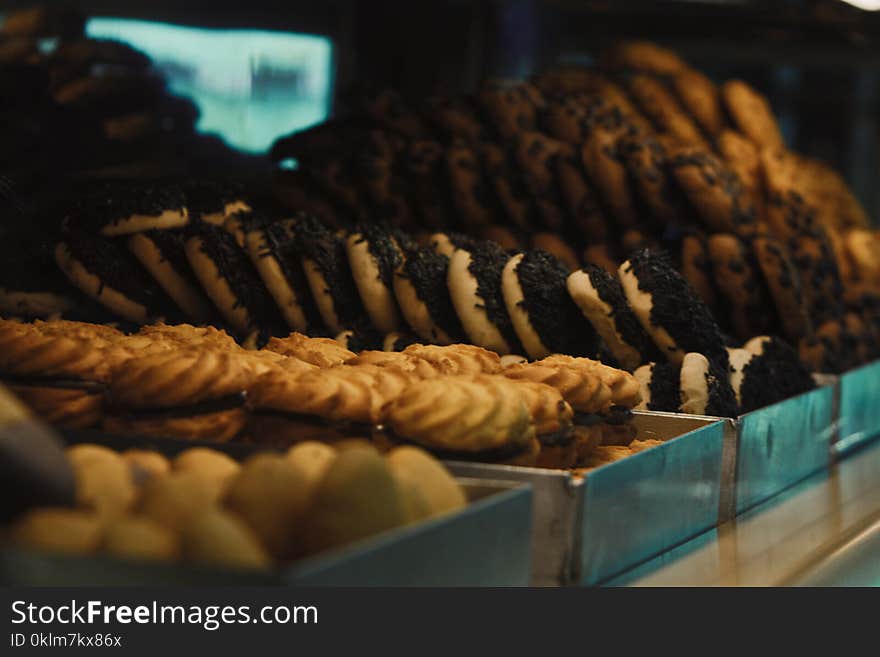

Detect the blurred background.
xmin=2 ymin=0 xmax=879 ymax=223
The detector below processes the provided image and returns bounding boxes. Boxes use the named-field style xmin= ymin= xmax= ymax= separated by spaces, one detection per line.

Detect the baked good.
xmin=555 ymin=151 xmax=610 ymax=244
xmin=56 ymin=234 xmax=175 ymax=324
xmin=128 ymin=230 xmax=215 ymax=322
xmin=264 ymin=332 xmax=355 ymax=368
xmin=530 ymin=233 xmax=581 ymax=272
xmin=599 ymin=41 xmax=688 ymax=75
xmin=671 ymin=69 xmax=723 ymax=137
xmin=182 ymin=509 xmax=271 ymax=569
xmin=679 ymin=352 xmax=738 ymax=417
xmin=446 ymin=140 xmax=496 ymax=229
xmin=619 ymin=249 xmax=728 ymax=368
xmin=502 ymin=360 xmax=614 ymax=415
xmin=680 ymin=234 xmax=719 ymax=311
xmin=291 ymin=214 xmax=366 ymax=334
xmin=751 ymin=235 xmax=811 ymax=342
xmin=447 ymin=241 xmax=523 ymax=355
xmin=626 ymin=73 xmax=706 ymax=146
xmin=65 ymin=182 xmax=188 ymax=236
xmin=385 ymin=445 xmax=467 ymax=521
xmin=618 ymin=133 xmax=684 ymax=225
xmin=567 ymin=263 xmax=662 ymax=370
xmin=345 ymin=224 xmax=405 ymax=333
xmin=721 ymin=79 xmax=784 ymax=149
xmin=514 ymin=131 xmax=568 ymax=231
xmin=740 ymin=336 xmax=816 ymax=411
xmin=10 ymin=508 xmax=102 ymax=555
xmin=243 ymin=218 xmax=322 ymax=333
xmin=501 ymin=251 xmax=598 ymax=359
xmin=138 ymin=471 xmax=222 ymax=532
xmin=401 ymin=343 xmax=502 ymax=376
xmin=104 ymin=350 xmax=250 ymax=441
xmin=477 ymin=80 xmax=543 ymax=140
xmin=428 ymin=231 xmax=477 ymax=258
xmin=481 ymin=142 xmax=540 ymax=233
xmin=383 ymin=376 xmax=536 ymax=463
xmin=580 ymin=118 xmax=639 ymax=228
xmin=632 ymin=361 xmax=681 ymax=412
xmin=102 ymin=516 xmax=179 ymax=562
xmin=185 ymin=224 xmax=284 ymax=336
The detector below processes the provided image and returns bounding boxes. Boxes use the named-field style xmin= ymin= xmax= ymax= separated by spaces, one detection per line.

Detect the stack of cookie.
xmin=267 ymin=40 xmax=879 ymax=373
xmin=8 ymin=440 xmax=467 ymax=567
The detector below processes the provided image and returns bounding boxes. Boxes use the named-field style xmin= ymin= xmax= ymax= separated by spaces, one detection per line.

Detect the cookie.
xmin=185 ymin=223 xmax=285 ymax=337
xmin=671 ymin=69 xmax=724 ymax=137
xmin=531 ymin=233 xmax=581 ymax=272
xmin=580 ymin=118 xmax=639 ymax=228
xmin=358 ymin=150 xmax=413 ymax=228
xmin=447 ymin=241 xmax=524 ymax=355
xmin=428 ymin=231 xmax=478 ymax=259
xmin=555 ymin=152 xmax=610 ymax=244
xmin=477 ymin=79 xmax=544 ymax=140
xmin=128 ymin=230 xmax=215 ymax=323
xmin=424 ymin=94 xmax=486 ymax=142
xmin=740 ymin=336 xmax=816 ymax=410
xmin=706 ymin=234 xmax=774 ymax=340
xmin=618 ymin=133 xmax=685 ymax=226
xmin=292 ymin=214 xmax=367 ymax=334
xmin=244 ymin=218 xmax=323 ymax=333
xmin=446 ymin=140 xmax=498 ymax=229
xmin=619 ymin=249 xmax=728 ymax=368
xmin=345 ymin=224 xmax=405 ymax=333
xmin=55 ymin=233 xmax=173 ymax=324
xmin=514 ymin=131 xmax=569 ymax=231
xmin=668 ymin=145 xmax=757 ymax=236
xmin=599 ymin=41 xmax=688 ymax=76
xmin=680 ymin=234 xmax=719 ymax=311
xmin=65 ymin=181 xmax=188 ymax=236
xmin=567 ymin=264 xmax=663 ymax=371
xmin=632 ymin=362 xmax=680 ymax=412
xmin=751 ymin=235 xmax=811 ymax=342
xmin=393 ymin=246 xmax=466 ymax=345
xmin=679 ymin=352 xmax=738 ymax=417
xmin=716 ymin=129 xmax=763 ymax=209
xmin=721 ymin=79 xmax=784 ymax=149
xmin=404 ymin=139 xmax=456 ymax=230
xmin=481 ymin=142 xmax=541 ymax=233
xmin=625 ymin=73 xmax=706 ymax=146
xmin=183 ymin=178 xmax=251 ymax=226
xmin=501 ymin=251 xmax=599 ymax=359
xmin=582 ymin=244 xmax=618 ymax=276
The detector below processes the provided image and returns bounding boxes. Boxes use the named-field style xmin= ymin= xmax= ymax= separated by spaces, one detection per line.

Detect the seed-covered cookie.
xmin=721 ymin=79 xmax=784 ymax=149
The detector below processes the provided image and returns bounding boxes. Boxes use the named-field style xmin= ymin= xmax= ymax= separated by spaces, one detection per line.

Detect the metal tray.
xmin=1 ymin=434 xmax=533 ymax=587
xmin=446 ymin=411 xmax=728 ymax=586
xmin=836 ymin=359 xmax=880 ymax=457
xmin=733 ymin=383 xmax=837 ymax=515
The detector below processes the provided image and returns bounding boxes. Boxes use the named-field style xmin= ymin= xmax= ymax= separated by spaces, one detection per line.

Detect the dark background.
xmin=4 ymin=0 xmax=879 ymax=224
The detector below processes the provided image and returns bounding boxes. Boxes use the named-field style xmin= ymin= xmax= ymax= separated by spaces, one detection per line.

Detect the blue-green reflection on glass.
xmin=86 ymin=18 xmax=333 ymax=154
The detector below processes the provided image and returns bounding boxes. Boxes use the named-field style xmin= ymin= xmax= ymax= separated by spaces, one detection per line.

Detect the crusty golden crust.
xmin=103 ymin=407 xmax=246 ymax=442
xmin=502 ymin=362 xmax=613 ymax=414
xmin=136 ymin=323 xmax=238 ymax=350
xmin=344 ymin=350 xmax=442 ymax=379
xmin=537 ymin=355 xmax=642 ymax=408
xmin=108 ymin=350 xmax=250 ymax=408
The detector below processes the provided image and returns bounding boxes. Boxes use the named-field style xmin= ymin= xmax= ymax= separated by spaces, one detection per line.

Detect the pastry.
xmin=514 ymin=131 xmax=568 ymax=231
xmin=446 ymin=140 xmax=497 ymax=229
xmin=185 ymin=224 xmax=285 ymax=336
xmin=679 ymin=352 xmax=738 ymax=417
xmin=383 ymin=376 xmax=536 ymax=463
xmin=291 ymin=214 xmax=366 ymax=334
xmin=501 ymin=250 xmax=598 ymax=359
xmin=264 ymin=332 xmax=355 ymax=368
xmin=182 ymin=509 xmax=271 ymax=569
xmin=580 ymin=118 xmax=639 ymax=228
xmin=680 ymin=233 xmax=719 ymax=312
xmin=104 ymin=350 xmax=250 ymax=441
xmin=567 ymin=263 xmax=662 ymax=370
xmin=345 ymin=224 xmax=405 ymax=333
xmin=751 ymin=235 xmax=811 ymax=342
xmin=65 ymin=182 xmax=188 ymax=236
xmin=244 ymin=218 xmax=322 ymax=333
xmin=447 ymin=241 xmax=524 ymax=355
xmin=56 ymin=233 xmax=175 ymax=324
xmin=386 ymin=446 xmax=467 ymax=521
xmin=626 ymin=73 xmax=706 ymax=146
xmin=102 ymin=516 xmax=179 ymax=562
xmin=530 ymin=233 xmax=581 ymax=272
xmin=224 ymin=453 xmax=312 ymax=559
xmin=721 ymin=79 xmax=784 ymax=149
xmin=671 ymin=69 xmax=723 ymax=137
xmin=502 ymin=360 xmax=614 ymax=415
xmin=10 ymin=508 xmax=102 ymax=556
xmin=619 ymin=249 xmax=728 ymax=368
xmin=739 ymin=336 xmax=816 ymax=411
xmin=128 ymin=230 xmax=215 ymax=322
xmin=401 ymin=343 xmax=502 ymax=376
xmin=632 ymin=361 xmax=681 ymax=412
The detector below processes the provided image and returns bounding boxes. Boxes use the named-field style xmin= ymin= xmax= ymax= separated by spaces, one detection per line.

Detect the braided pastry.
xmin=0 ymin=325 xmax=111 ymax=382
xmin=108 ymin=350 xmax=250 ymax=409
xmin=401 ymin=343 xmax=502 ymax=375
xmin=384 ymin=376 xmax=534 ymax=457
xmin=264 ymin=332 xmax=355 ymax=368
xmin=344 ymin=350 xmax=442 ymax=380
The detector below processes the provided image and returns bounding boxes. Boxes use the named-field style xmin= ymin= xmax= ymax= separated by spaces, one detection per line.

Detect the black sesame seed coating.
xmin=705 ymin=358 xmax=738 ymax=417
xmin=740 ymin=337 xmax=816 ymax=414
xmin=466 ymin=241 xmax=524 ymax=353
xmin=399 ymin=247 xmax=465 ymax=341
xmin=143 ymin=229 xmax=197 ymax=284
xmin=648 ymin=362 xmax=681 ymax=412
xmin=627 ymin=248 xmax=729 ymax=370
xmin=182 ymin=179 xmax=247 ymax=218
xmin=191 ymin=224 xmax=285 ymax=333
xmin=258 ymin=221 xmax=323 ymax=331
xmin=353 ymin=223 xmax=403 ymax=289
xmin=581 ymin=263 xmax=663 ymax=363
xmin=65 ymin=181 xmax=186 ymax=233
xmin=340 ymin=322 xmax=384 ymax=352
xmin=390 ymin=333 xmax=420 ymax=351
xmin=516 ymin=250 xmax=598 ymax=356
xmin=290 ymin=214 xmax=365 ymax=328
xmin=63 ymin=232 xmax=172 ymax=312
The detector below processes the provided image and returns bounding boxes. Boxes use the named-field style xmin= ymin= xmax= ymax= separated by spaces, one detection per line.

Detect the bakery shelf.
xmin=836 ymin=359 xmax=880 ymax=458
xmin=447 ymin=411 xmax=728 ymax=586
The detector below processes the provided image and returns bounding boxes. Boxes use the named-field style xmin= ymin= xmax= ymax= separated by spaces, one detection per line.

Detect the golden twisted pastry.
xmin=136 ymin=323 xmax=239 ymax=350
xmin=108 ymin=350 xmax=250 ymax=408
xmin=401 ymin=344 xmax=503 ymax=375
xmin=0 ymin=324 xmax=111 ymax=381
xmin=501 ymin=362 xmax=613 ymax=414
xmin=344 ymin=350 xmax=442 ymax=380
xmin=31 ymin=319 xmax=124 ymax=346
xmin=384 ymin=376 xmax=533 ymax=454
xmin=474 ymin=375 xmax=573 ymax=436
xmin=264 ymin=332 xmax=355 ymax=368
xmin=537 ymin=355 xmax=642 ymax=408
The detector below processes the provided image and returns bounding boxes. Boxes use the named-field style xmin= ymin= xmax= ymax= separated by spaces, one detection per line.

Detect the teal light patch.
xmin=86 ymin=18 xmax=333 ymax=154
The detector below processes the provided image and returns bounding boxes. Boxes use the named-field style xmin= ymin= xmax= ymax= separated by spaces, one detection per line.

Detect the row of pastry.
xmin=0 ymin=319 xmax=643 ymax=470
